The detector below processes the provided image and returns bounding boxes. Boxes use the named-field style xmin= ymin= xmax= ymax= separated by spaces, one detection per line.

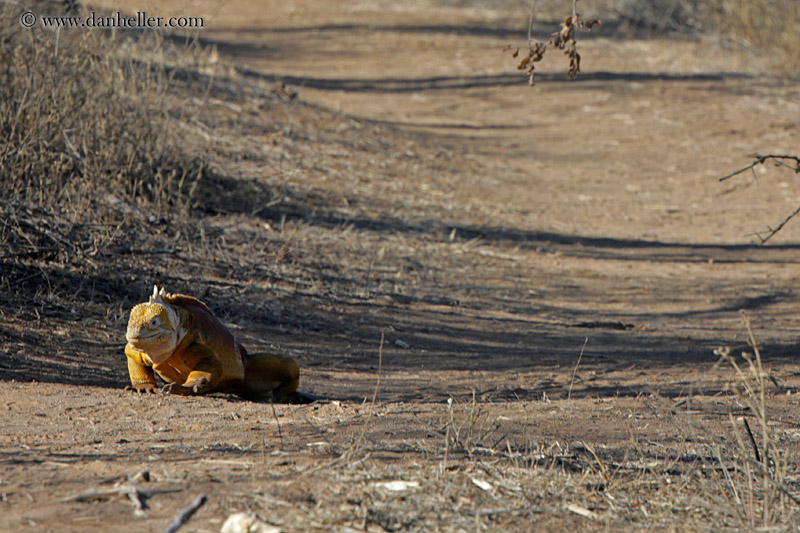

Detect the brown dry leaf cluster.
xmin=513 ymin=12 xmax=601 ymax=86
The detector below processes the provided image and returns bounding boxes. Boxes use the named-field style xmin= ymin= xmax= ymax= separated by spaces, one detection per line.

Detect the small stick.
xmin=742 ymin=417 xmax=761 ymax=464
xmin=270 ymin=401 xmax=283 ymax=448
xmin=568 ymin=337 xmax=588 ymax=401
xmin=163 ymin=495 xmax=208 ymax=533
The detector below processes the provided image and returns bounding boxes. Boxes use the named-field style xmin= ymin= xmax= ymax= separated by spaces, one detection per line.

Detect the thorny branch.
xmin=719 ymin=154 xmax=800 ymax=182
xmin=720 ymin=154 xmax=800 ymax=243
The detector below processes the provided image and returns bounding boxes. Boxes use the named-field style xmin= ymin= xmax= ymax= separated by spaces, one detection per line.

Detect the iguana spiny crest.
xmin=126 ymin=285 xmax=187 ymax=364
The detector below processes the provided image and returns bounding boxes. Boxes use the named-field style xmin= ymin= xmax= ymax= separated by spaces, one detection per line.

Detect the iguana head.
xmin=126 ymin=285 xmax=185 ymax=363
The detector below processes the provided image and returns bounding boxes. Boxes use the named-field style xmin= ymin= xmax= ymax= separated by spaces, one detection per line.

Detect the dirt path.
xmin=3 ymin=0 xmax=800 ymax=531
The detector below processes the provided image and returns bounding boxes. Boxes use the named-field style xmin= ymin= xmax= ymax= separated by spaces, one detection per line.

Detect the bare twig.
xmin=581 ymin=442 xmax=610 ymax=483
xmin=719 ymin=154 xmax=800 ymax=181
xmin=350 ymin=329 xmax=383 ymax=449
xmin=163 ymin=495 xmax=208 ymax=533
xmin=751 ymin=203 xmax=800 ymax=244
xmin=720 ymin=154 xmax=800 ymax=243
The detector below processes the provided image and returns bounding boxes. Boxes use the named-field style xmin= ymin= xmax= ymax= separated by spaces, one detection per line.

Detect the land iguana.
xmin=124 ymin=286 xmax=299 ymax=401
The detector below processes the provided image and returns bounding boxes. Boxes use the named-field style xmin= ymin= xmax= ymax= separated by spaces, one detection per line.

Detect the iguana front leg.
xmin=162 ymin=342 xmax=222 ymax=395
xmin=125 ymin=345 xmax=158 ymax=394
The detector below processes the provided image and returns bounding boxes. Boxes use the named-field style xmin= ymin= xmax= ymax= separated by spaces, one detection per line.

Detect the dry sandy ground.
xmin=2 ymin=0 xmax=800 ymax=531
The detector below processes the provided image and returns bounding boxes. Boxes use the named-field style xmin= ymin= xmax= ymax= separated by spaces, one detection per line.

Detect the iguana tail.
xmin=239 ymin=353 xmax=299 ymax=401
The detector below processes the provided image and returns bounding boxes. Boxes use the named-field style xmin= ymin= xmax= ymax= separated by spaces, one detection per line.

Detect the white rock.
xmin=220 ymin=512 xmax=280 ymax=533
xmin=375 ymin=480 xmax=420 ymax=491
xmin=470 ymin=477 xmax=493 ymax=491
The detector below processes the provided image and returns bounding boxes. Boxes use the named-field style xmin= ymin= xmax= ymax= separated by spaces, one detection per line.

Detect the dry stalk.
xmin=270 ymin=401 xmax=283 ymax=449
xmin=567 ymin=337 xmax=588 ymax=401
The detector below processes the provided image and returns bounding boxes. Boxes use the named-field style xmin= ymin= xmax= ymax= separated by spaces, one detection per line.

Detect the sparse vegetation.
xmin=1 ymin=0 xmax=800 ymax=531
xmin=707 ymin=315 xmax=800 ymax=527
xmin=0 ymin=2 xmax=204 ymax=217
xmin=0 ymin=0 xmax=209 ymax=312
xmin=711 ymin=0 xmax=800 ymax=72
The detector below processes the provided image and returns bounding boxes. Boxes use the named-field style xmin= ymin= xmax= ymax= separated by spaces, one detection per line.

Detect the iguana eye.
xmin=149 ymin=317 xmax=162 ymax=328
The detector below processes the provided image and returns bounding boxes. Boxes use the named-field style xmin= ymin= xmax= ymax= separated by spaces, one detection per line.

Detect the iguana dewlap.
xmin=124 ymin=286 xmax=299 ymax=400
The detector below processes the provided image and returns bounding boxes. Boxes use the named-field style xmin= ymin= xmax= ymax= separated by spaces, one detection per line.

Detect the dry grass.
xmin=612 ymin=0 xmax=800 ymax=72
xmin=711 ymin=0 xmax=800 ymax=72
xmin=0 ymin=0 xmax=197 ymax=306
xmin=0 ymin=0 xmax=230 ymax=313
xmin=705 ymin=314 xmax=800 ymax=528
xmin=0 ymin=2 xmax=205 ymax=217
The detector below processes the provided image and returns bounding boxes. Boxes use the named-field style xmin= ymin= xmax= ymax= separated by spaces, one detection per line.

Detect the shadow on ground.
xmin=2 ymin=173 xmax=798 ymax=399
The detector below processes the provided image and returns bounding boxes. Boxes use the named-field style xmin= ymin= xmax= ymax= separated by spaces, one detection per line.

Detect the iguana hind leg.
xmin=239 ymin=353 xmax=299 ymax=401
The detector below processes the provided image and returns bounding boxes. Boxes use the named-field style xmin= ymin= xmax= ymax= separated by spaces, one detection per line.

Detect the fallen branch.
xmin=163 ymin=495 xmax=208 ymax=533
xmin=60 ymin=486 xmax=183 ymax=504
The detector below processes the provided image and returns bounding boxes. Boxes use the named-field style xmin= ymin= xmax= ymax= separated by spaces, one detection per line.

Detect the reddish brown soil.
xmin=2 ymin=0 xmax=800 ymax=531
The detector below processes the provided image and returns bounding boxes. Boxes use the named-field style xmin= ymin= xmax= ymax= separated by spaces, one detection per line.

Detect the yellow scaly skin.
xmin=124 ymin=286 xmax=299 ymax=400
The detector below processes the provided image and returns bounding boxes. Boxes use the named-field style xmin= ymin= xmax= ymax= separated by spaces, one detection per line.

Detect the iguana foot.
xmin=162 ymin=378 xmax=212 ymax=395
xmin=162 ymin=382 xmax=192 ymax=395
xmin=126 ymin=382 xmax=158 ymax=394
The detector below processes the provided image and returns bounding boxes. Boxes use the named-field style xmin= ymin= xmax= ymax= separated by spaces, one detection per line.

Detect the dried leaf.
xmin=580 ymin=18 xmax=601 ymax=30
xmin=509 ymin=7 xmax=600 ymax=86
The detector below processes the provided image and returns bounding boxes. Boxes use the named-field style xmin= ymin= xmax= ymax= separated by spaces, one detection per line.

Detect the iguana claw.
xmin=161 ymin=382 xmax=192 ymax=395
xmin=125 ymin=382 xmax=157 ymax=394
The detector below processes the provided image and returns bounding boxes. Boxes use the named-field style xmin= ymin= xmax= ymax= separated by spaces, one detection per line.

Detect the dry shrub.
xmin=0 ymin=1 xmax=204 ymax=219
xmin=612 ymin=0 xmax=707 ymax=35
xmin=0 ymin=0 xmax=213 ymax=306
xmin=710 ymin=0 xmax=800 ymax=72
xmin=710 ymin=313 xmax=800 ymax=528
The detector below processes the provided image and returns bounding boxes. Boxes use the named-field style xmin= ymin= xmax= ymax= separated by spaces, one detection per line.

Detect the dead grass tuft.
xmin=707 ymin=313 xmax=800 ymax=528
xmin=710 ymin=0 xmax=800 ymax=72
xmin=0 ymin=0 xmax=220 ymax=310
xmin=0 ymin=1 xmax=206 ymax=221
